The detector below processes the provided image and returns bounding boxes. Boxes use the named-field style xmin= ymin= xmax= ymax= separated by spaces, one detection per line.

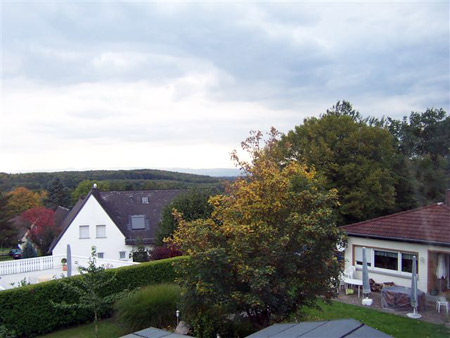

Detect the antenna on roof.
xmin=93 ymin=183 xmax=98 ymax=189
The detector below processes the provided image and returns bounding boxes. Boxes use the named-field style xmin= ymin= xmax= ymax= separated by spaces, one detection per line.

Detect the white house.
xmin=342 ymin=189 xmax=450 ymax=295
xmin=49 ymin=186 xmax=181 ymax=261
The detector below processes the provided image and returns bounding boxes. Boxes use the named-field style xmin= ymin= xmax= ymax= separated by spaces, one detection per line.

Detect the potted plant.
xmin=61 ymin=258 xmax=67 ymax=271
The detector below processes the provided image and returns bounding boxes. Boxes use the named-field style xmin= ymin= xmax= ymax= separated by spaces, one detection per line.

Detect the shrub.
xmin=150 ymin=246 xmax=182 ymax=261
xmin=114 ymin=283 xmax=181 ymax=332
xmin=0 ymin=256 xmax=186 ymax=337
xmin=22 ymin=241 xmax=37 ymax=258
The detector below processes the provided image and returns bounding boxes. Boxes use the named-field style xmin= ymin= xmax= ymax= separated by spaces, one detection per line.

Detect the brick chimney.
xmin=446 ymin=189 xmax=450 ymax=207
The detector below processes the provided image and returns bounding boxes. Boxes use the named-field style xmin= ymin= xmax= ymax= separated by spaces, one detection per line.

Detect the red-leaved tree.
xmin=20 ymin=207 xmax=59 ymax=255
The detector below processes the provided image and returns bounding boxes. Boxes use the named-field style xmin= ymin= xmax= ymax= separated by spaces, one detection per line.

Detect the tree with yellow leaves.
xmin=6 ymin=187 xmax=44 ymax=217
xmin=168 ymin=129 xmax=346 ymax=337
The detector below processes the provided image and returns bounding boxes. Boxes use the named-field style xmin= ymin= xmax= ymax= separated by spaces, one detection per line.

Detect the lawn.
xmin=0 ymin=248 xmax=13 ymax=261
xmin=38 ymin=300 xmax=449 ymax=338
xmin=302 ymin=300 xmax=449 ymax=338
xmin=38 ymin=318 xmax=123 ymax=338
xmin=0 ymin=255 xmax=13 ymax=262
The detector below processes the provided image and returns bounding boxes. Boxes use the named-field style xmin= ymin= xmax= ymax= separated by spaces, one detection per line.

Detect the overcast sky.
xmin=1 ymin=1 xmax=449 ymax=174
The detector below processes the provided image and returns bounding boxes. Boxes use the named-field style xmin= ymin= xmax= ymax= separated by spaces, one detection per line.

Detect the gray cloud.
xmin=2 ymin=1 xmax=449 ymax=172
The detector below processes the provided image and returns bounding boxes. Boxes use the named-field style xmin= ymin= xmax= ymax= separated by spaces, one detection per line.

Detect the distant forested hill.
xmin=0 ymin=169 xmax=225 ymax=192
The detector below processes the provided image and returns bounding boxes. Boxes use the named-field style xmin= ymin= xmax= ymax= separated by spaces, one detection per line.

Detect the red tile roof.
xmin=342 ymin=203 xmax=450 ymax=246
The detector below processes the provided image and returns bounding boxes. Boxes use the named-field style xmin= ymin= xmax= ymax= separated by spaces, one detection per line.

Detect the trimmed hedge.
xmin=0 ymin=256 xmax=186 ymax=337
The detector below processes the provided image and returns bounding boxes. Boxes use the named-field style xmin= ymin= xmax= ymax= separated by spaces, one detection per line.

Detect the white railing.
xmin=0 ymin=254 xmax=136 ymax=276
xmin=0 ymin=255 xmax=63 ymax=276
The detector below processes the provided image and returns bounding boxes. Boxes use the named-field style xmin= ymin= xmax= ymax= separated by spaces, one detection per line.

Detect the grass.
xmin=38 ymin=318 xmax=123 ymax=338
xmin=0 ymin=255 xmax=13 ymax=262
xmin=302 ymin=300 xmax=449 ymax=338
xmin=38 ymin=300 xmax=449 ymax=338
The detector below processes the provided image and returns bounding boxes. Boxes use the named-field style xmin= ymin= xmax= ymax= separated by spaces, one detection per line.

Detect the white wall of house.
xmin=345 ymin=236 xmax=450 ymax=292
xmin=52 ymin=195 xmax=132 ymax=261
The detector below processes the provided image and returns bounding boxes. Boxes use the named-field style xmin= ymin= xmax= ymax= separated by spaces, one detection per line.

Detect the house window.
xmin=354 ymin=245 xmax=418 ymax=275
xmin=401 ymin=253 xmax=419 ymax=273
xmin=96 ymin=225 xmax=106 ymax=238
xmin=142 ymin=197 xmax=149 ymax=204
xmin=355 ymin=247 xmax=372 ymax=267
xmin=131 ymin=215 xmax=146 ymax=230
xmin=374 ymin=250 xmax=398 ymax=271
xmin=79 ymin=225 xmax=89 ymax=239
xmin=119 ymin=251 xmax=126 ymax=260
xmin=98 ymin=252 xmax=104 ymax=259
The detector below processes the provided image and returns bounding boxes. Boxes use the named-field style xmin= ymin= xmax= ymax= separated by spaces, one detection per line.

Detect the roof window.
xmin=142 ymin=196 xmax=149 ymax=204
xmin=131 ymin=215 xmax=146 ymax=230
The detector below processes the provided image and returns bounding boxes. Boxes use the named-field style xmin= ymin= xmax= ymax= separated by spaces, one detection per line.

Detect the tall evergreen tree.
xmin=45 ymin=178 xmax=71 ymax=209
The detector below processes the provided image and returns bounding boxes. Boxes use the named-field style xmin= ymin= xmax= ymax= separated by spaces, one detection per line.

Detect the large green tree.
xmin=169 ymin=129 xmax=345 ymax=337
xmin=0 ymin=191 xmax=18 ymax=248
xmin=279 ymin=103 xmax=397 ymax=225
xmin=387 ymin=108 xmax=450 ymax=206
xmin=156 ymin=187 xmax=217 ymax=246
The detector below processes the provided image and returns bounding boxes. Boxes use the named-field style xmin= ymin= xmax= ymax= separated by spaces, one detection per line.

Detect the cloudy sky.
xmin=1 ymin=1 xmax=449 ymax=174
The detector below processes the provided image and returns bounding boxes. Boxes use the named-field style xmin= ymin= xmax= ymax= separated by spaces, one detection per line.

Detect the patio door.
xmin=427 ymin=251 xmax=450 ymax=293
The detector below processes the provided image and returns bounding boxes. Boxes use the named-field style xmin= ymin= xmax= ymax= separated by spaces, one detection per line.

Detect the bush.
xmin=22 ymin=241 xmax=37 ymax=258
xmin=150 ymin=246 xmax=182 ymax=261
xmin=114 ymin=283 xmax=181 ymax=332
xmin=0 ymin=256 xmax=186 ymax=337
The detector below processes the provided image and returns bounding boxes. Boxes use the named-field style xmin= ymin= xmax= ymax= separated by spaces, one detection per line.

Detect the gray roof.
xmin=54 ymin=206 xmax=70 ymax=229
xmin=94 ymin=189 xmax=181 ymax=245
xmin=246 ymin=319 xmax=391 ymax=338
xmin=49 ymin=188 xmax=181 ymax=252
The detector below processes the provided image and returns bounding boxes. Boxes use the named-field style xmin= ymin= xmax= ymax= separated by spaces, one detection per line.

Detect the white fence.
xmin=0 ymin=254 xmax=136 ymax=276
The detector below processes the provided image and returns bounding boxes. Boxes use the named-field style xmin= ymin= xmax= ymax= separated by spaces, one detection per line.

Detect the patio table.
xmin=381 ymin=285 xmax=426 ymax=311
xmin=343 ymin=278 xmax=363 ymax=297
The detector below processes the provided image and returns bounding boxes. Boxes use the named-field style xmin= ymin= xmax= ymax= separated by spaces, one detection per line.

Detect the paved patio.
xmin=0 ymin=255 xmax=137 ymax=290
xmin=336 ymin=290 xmax=450 ymax=325
xmin=0 ymin=265 xmax=78 ymax=289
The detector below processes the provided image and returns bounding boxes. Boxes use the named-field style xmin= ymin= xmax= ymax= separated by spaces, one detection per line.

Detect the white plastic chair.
xmin=436 ymin=296 xmax=449 ymax=314
xmin=343 ymin=266 xmax=356 ymax=279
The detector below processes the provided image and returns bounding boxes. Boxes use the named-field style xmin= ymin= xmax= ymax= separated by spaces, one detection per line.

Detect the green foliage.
xmin=156 ymin=187 xmax=218 ymax=246
xmin=387 ymin=108 xmax=450 ymax=206
xmin=22 ymin=241 xmax=37 ymax=258
xmin=0 ymin=191 xmax=17 ymax=248
xmin=53 ymin=247 xmax=118 ymax=338
xmin=0 ymin=325 xmax=17 ymax=338
xmin=0 ymin=256 xmax=185 ymax=337
xmin=114 ymin=283 xmax=181 ymax=332
xmin=45 ymin=177 xmax=71 ymax=209
xmin=39 ymin=318 xmax=122 ymax=338
xmin=71 ymin=180 xmax=110 ymax=204
xmin=285 ymin=108 xmax=396 ymax=221
xmin=280 ymin=102 xmax=397 ymax=224
xmin=170 ymin=129 xmax=345 ymax=336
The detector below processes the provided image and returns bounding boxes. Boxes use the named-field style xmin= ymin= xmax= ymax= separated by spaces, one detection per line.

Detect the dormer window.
xmin=131 ymin=215 xmax=146 ymax=230
xmin=142 ymin=197 xmax=149 ymax=204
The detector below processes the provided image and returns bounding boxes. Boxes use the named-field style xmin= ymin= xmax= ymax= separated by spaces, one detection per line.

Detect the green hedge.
xmin=0 ymin=256 xmax=186 ymax=337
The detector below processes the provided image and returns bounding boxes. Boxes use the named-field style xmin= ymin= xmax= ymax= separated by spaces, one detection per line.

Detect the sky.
xmin=1 ymin=0 xmax=449 ymax=174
